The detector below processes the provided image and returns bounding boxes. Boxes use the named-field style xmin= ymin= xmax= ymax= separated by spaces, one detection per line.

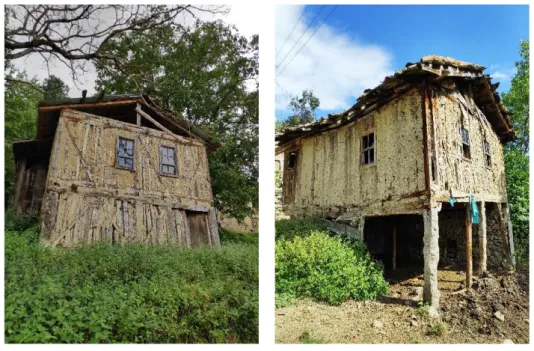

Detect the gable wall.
xmin=41 ymin=109 xmax=218 ymax=247
xmin=430 ymin=88 xmax=507 ymax=203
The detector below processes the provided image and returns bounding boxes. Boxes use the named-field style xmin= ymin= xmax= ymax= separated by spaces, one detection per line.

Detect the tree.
xmin=41 ymin=75 xmax=69 ymax=100
xmin=502 ymin=41 xmax=529 ymax=154
xmin=276 ymin=89 xmax=320 ymax=131
xmin=4 ymin=5 xmax=225 ymax=84
xmin=94 ymin=20 xmax=258 ymax=220
xmin=4 ymin=69 xmax=42 ymax=205
xmin=501 ymin=40 xmax=529 ymax=263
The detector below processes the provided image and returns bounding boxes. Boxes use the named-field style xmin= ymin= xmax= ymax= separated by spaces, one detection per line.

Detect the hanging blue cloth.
xmin=470 ymin=195 xmax=480 ymax=224
xmin=449 ymin=197 xmax=456 ymax=207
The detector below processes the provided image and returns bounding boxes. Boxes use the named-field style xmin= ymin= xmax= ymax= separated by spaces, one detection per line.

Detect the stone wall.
xmin=438 ymin=203 xmax=507 ymax=270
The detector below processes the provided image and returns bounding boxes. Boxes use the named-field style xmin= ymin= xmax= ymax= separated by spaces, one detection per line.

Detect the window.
xmin=159 ymin=145 xmax=177 ymax=175
xmin=483 ymin=140 xmax=491 ymax=167
xmin=361 ymin=132 xmax=375 ymax=165
xmin=461 ymin=127 xmax=470 ymax=159
xmin=288 ymin=152 xmax=297 ymax=169
xmin=116 ymin=137 xmax=135 ymax=170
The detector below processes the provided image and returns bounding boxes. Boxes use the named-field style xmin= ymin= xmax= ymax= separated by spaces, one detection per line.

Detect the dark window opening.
xmin=461 ymin=127 xmax=470 ymax=159
xmin=288 ymin=152 xmax=297 ymax=169
xmin=361 ymin=132 xmax=375 ymax=165
xmin=159 ymin=145 xmax=177 ymax=175
xmin=483 ymin=140 xmax=491 ymax=167
xmin=116 ymin=137 xmax=134 ymax=170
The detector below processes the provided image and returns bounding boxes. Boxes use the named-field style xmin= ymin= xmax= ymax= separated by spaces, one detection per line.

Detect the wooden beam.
xmin=39 ymin=99 xmax=137 ymax=112
xmin=465 ymin=203 xmax=473 ymax=289
xmin=392 ymin=225 xmax=397 ymax=271
xmin=136 ymin=103 xmax=142 ymax=126
xmin=135 ymin=106 xmax=180 ymax=141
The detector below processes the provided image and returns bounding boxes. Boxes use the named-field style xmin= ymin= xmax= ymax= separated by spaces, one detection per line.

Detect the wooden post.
xmin=465 ymin=203 xmax=473 ymax=289
xmin=136 ymin=103 xmax=142 ymax=126
xmin=478 ymin=201 xmax=487 ymax=274
xmin=392 ymin=225 xmax=397 ymax=271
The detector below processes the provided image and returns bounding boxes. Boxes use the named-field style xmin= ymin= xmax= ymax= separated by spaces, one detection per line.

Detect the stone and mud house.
xmin=12 ymin=93 xmax=221 ymax=248
xmin=275 ymin=56 xmax=516 ymax=307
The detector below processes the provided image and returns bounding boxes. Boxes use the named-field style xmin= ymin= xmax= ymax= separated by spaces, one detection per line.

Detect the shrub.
xmin=219 ymin=228 xmax=258 ymax=245
xmin=275 ymin=218 xmax=329 ymax=241
xmin=275 ymin=231 xmax=388 ymax=305
xmin=4 ymin=208 xmax=39 ymax=232
xmin=5 ymin=229 xmax=258 ymax=343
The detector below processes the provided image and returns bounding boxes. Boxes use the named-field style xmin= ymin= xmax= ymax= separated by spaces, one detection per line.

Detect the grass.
xmin=219 ymin=228 xmax=258 ymax=245
xmin=299 ymin=331 xmax=324 ymax=344
xmin=4 ymin=217 xmax=258 ymax=344
xmin=426 ymin=321 xmax=447 ymax=337
xmin=416 ymin=303 xmax=430 ymax=317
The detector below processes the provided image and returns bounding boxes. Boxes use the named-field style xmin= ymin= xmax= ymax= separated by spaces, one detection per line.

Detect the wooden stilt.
xmin=392 ymin=225 xmax=397 ymax=271
xmin=465 ymin=203 xmax=473 ymax=289
xmin=478 ymin=201 xmax=487 ymax=274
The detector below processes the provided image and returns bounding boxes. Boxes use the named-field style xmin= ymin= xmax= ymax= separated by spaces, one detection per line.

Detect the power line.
xmin=275 ymin=5 xmax=308 ymax=60
xmin=275 ymin=5 xmax=325 ymax=70
xmin=276 ymin=5 xmax=338 ymax=79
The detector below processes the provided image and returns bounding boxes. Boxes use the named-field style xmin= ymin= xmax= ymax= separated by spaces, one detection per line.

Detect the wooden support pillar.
xmin=392 ymin=225 xmax=397 ymax=271
xmin=465 ymin=203 xmax=473 ymax=289
xmin=136 ymin=103 xmax=142 ymax=126
xmin=478 ymin=201 xmax=487 ymax=274
xmin=497 ymin=203 xmax=515 ymax=270
xmin=423 ymin=204 xmax=441 ymax=307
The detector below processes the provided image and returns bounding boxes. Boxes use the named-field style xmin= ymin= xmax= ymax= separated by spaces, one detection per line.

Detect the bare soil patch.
xmin=275 ymin=267 xmax=529 ymax=344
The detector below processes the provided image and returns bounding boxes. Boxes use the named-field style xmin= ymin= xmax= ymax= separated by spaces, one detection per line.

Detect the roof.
xmin=37 ymin=93 xmax=221 ymax=150
xmin=276 ymin=55 xmax=515 ymax=147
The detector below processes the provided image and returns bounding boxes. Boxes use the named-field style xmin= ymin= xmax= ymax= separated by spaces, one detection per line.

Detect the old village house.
xmin=13 ymin=93 xmax=220 ymax=248
xmin=275 ymin=56 xmax=516 ymax=307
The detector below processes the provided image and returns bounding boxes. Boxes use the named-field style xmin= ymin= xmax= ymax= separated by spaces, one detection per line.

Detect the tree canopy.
xmin=42 ymin=75 xmax=69 ymax=100
xmin=276 ymin=89 xmax=320 ymax=131
xmin=501 ymin=40 xmax=529 ymax=263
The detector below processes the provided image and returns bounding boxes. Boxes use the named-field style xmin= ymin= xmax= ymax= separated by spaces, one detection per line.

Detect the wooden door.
xmin=186 ymin=211 xmax=211 ymax=248
xmin=283 ymin=149 xmax=298 ymax=204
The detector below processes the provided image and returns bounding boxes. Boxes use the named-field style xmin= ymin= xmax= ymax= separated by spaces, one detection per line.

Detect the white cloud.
xmin=10 ymin=5 xmax=258 ymax=98
xmin=275 ymin=5 xmax=394 ymax=113
xmin=490 ymin=71 xmax=510 ymax=80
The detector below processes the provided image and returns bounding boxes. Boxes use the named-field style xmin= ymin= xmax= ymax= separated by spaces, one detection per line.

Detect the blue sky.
xmin=275 ymin=4 xmax=529 ymax=120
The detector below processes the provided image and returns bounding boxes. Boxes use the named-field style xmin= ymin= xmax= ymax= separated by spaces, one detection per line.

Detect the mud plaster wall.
xmin=41 ymin=109 xmax=218 ymax=247
xmin=285 ymin=89 xmax=426 ymax=219
xmin=438 ymin=204 xmax=506 ymax=270
xmin=431 ymin=89 xmax=507 ymax=202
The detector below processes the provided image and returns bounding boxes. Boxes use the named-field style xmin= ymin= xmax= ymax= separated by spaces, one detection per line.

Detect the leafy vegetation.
xmin=275 ymin=218 xmax=329 ymax=241
xmin=4 ymin=68 xmax=42 ymax=204
xmin=501 ymin=40 xmax=529 ymax=263
xmin=5 ymin=217 xmax=258 ymax=343
xmin=275 ymin=220 xmax=388 ymax=305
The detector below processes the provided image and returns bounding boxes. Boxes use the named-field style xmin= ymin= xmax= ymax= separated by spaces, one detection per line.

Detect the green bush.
xmin=275 ymin=218 xmax=329 ymax=241
xmin=5 ymin=229 xmax=258 ymax=343
xmin=4 ymin=208 xmax=39 ymax=232
xmin=275 ymin=231 xmax=388 ymax=305
xmin=219 ymin=228 xmax=258 ymax=245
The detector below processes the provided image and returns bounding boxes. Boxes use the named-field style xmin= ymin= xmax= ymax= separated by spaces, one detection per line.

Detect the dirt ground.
xmin=275 ymin=267 xmax=529 ymax=344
